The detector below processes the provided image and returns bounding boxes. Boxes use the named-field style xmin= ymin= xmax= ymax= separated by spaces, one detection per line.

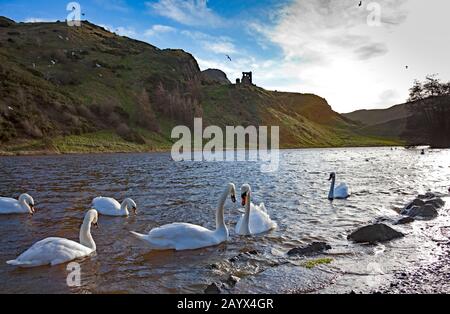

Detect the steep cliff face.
xmin=0 ymin=17 xmax=399 ymax=154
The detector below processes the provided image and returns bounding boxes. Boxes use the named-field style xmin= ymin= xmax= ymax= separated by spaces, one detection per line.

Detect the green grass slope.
xmin=0 ymin=17 xmax=400 ymax=155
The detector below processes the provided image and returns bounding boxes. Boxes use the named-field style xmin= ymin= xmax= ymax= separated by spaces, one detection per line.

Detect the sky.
xmin=1 ymin=0 xmax=449 ymax=113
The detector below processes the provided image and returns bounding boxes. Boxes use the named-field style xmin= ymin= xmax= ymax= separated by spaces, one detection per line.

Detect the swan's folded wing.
xmin=147 ymin=223 xmax=218 ymax=251
xmin=254 ymin=202 xmax=268 ymax=213
xmin=335 ymin=183 xmax=350 ymax=198
xmin=0 ymin=197 xmax=18 ymax=204
xmin=249 ymin=206 xmax=277 ymax=234
xmin=92 ymin=197 xmax=121 ymax=212
xmin=148 ymin=223 xmax=207 ymax=237
xmin=0 ymin=197 xmax=22 ymax=213
xmin=10 ymin=237 xmax=92 ymax=267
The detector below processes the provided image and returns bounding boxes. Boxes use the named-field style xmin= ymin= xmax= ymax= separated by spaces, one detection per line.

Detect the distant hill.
xmin=344 ymin=96 xmax=450 ymax=148
xmin=0 ymin=17 xmax=398 ymax=155
xmin=201 ymin=69 xmax=231 ymax=85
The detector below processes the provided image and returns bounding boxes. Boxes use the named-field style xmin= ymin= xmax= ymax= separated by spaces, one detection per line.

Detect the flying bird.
xmin=406 ymin=65 xmax=409 ymax=69
xmin=226 ymin=55 xmax=232 ymax=62
xmin=358 ymin=1 xmax=362 ymax=7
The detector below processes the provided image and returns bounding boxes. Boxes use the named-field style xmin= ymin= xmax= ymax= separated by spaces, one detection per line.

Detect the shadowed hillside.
xmin=0 ymin=17 xmax=399 ymax=155
xmin=344 ymin=96 xmax=450 ymax=148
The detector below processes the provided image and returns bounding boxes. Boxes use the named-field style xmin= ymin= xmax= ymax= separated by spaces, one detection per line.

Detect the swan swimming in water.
xmin=7 ymin=210 xmax=99 ymax=267
xmin=92 ymin=197 xmax=137 ymax=217
xmin=328 ymin=172 xmax=350 ymax=200
xmin=130 ymin=183 xmax=237 ymax=251
xmin=235 ymin=184 xmax=277 ymax=235
xmin=0 ymin=194 xmax=35 ymax=215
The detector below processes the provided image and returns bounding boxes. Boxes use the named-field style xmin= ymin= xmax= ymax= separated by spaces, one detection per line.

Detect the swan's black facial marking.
xmin=241 ymin=192 xmax=248 ymax=206
xmin=231 ymin=194 xmax=236 ymax=203
xmin=132 ymin=206 xmax=137 ymax=214
xmin=93 ymin=222 xmax=99 ymax=228
xmin=29 ymin=204 xmax=35 ymax=213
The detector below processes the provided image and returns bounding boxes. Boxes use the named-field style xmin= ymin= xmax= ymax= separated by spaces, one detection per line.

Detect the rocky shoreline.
xmin=204 ymin=193 xmax=448 ymax=295
xmin=375 ymin=239 xmax=450 ymax=294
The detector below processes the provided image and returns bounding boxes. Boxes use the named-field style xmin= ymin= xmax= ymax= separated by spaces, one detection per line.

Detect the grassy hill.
xmin=0 ymin=17 xmax=399 ymax=155
xmin=343 ymin=96 xmax=450 ymax=148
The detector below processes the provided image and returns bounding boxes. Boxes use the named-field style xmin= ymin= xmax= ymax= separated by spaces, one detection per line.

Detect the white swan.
xmin=130 ymin=183 xmax=237 ymax=251
xmin=0 ymin=194 xmax=35 ymax=215
xmin=236 ymin=184 xmax=277 ymax=235
xmin=7 ymin=210 xmax=98 ymax=267
xmin=328 ymin=172 xmax=350 ymax=200
xmin=92 ymin=197 xmax=137 ymax=217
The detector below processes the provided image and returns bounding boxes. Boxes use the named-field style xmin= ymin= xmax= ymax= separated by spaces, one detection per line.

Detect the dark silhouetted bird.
xmin=226 ymin=55 xmax=232 ymax=62
xmin=359 ymin=1 xmax=362 ymax=7
xmin=406 ymin=65 xmax=409 ymax=69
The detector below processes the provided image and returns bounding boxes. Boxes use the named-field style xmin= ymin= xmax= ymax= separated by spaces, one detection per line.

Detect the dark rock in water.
xmin=224 ymin=275 xmax=240 ymax=289
xmin=204 ymin=282 xmax=222 ymax=294
xmin=287 ymin=242 xmax=332 ymax=257
xmin=407 ymin=204 xmax=438 ymax=219
xmin=395 ymin=216 xmax=415 ymax=225
xmin=401 ymin=196 xmax=444 ymax=220
xmin=425 ymin=198 xmax=445 ymax=209
xmin=418 ymin=192 xmax=436 ymax=200
xmin=348 ymin=224 xmax=404 ymax=244
xmin=403 ymin=199 xmax=425 ymax=213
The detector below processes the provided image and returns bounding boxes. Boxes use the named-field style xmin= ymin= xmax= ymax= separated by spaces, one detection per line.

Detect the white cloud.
xmin=99 ymin=24 xmax=137 ymax=38
xmin=250 ymin=0 xmax=450 ymax=112
xmin=24 ymin=18 xmax=56 ymax=23
xmin=181 ymin=30 xmax=236 ymax=55
xmin=147 ymin=0 xmax=225 ymax=27
xmin=145 ymin=24 xmax=177 ymax=37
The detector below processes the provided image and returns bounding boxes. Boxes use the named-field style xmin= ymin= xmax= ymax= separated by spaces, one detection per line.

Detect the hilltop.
xmin=0 ymin=17 xmax=398 ymax=155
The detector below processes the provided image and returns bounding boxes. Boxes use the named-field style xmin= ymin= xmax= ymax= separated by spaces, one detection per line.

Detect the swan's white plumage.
xmin=333 ymin=183 xmax=350 ymax=199
xmin=0 ymin=194 xmax=34 ymax=215
xmin=328 ymin=173 xmax=350 ymax=200
xmin=7 ymin=210 xmax=98 ymax=267
xmin=131 ymin=223 xmax=226 ymax=251
xmin=236 ymin=203 xmax=277 ymax=235
xmin=236 ymin=184 xmax=277 ymax=236
xmin=92 ymin=197 xmax=135 ymax=216
xmin=6 ymin=237 xmax=94 ymax=267
xmin=131 ymin=183 xmax=236 ymax=251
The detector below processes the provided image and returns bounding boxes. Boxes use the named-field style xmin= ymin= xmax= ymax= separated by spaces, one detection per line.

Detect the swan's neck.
xmin=79 ymin=219 xmax=96 ymax=251
xmin=120 ymin=201 xmax=130 ymax=215
xmin=19 ymin=199 xmax=32 ymax=214
xmin=328 ymin=177 xmax=336 ymax=200
xmin=215 ymin=188 xmax=229 ymax=232
xmin=240 ymin=193 xmax=251 ymax=235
